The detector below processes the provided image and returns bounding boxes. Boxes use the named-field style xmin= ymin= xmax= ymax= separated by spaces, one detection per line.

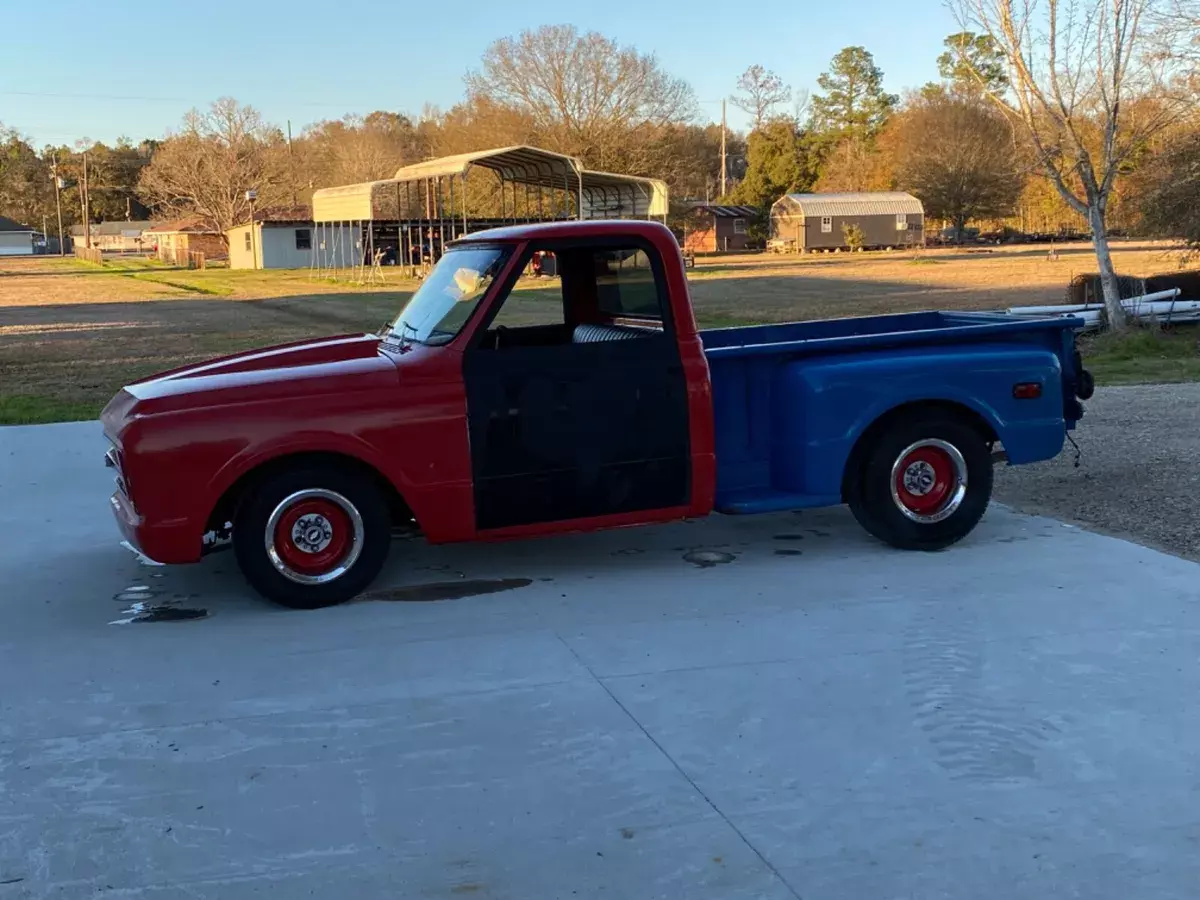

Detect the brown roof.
xmin=147 ymin=216 xmax=219 ymax=234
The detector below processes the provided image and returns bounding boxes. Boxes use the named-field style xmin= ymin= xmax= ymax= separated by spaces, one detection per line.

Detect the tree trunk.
xmin=1088 ymin=205 xmax=1127 ymax=330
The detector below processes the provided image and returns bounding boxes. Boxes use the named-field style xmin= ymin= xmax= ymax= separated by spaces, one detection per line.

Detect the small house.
xmin=147 ymin=217 xmax=226 ymax=262
xmin=681 ymin=205 xmax=757 ymax=253
xmin=770 ymin=192 xmax=924 ymax=252
xmin=0 ymin=216 xmax=36 ymax=256
xmin=71 ymin=221 xmax=153 ymax=253
xmin=225 ymin=207 xmax=341 ymax=270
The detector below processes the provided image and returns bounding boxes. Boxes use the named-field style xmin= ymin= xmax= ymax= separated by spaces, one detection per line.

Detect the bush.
xmin=842 ymin=222 xmax=865 ymax=251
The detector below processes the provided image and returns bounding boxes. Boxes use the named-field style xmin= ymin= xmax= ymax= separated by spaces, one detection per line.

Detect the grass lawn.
xmin=1 ymin=242 xmax=1195 ymax=424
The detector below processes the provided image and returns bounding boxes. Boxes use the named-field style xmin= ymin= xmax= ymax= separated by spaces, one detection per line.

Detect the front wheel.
xmin=233 ymin=466 xmax=391 ymax=609
xmin=847 ymin=413 xmax=993 ymax=551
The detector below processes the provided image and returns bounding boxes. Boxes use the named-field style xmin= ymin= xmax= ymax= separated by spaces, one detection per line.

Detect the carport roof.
xmin=312 ymin=145 xmax=668 ymax=222
xmin=776 ymin=192 xmax=924 ymax=217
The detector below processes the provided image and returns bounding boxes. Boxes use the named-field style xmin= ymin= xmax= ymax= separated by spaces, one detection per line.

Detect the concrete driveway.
xmin=3 ymin=422 xmax=1200 ymax=899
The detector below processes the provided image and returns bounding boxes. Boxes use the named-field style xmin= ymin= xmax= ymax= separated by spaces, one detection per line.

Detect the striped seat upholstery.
xmin=572 ymin=323 xmax=652 ymax=343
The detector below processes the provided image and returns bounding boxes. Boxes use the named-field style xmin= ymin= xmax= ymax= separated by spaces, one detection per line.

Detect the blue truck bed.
xmin=700 ymin=310 xmax=1086 ymax=515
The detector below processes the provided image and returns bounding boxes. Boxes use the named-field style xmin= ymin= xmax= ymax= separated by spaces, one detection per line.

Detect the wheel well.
xmin=840 ymin=400 xmax=997 ymax=501
xmin=205 ymin=451 xmax=416 ymax=534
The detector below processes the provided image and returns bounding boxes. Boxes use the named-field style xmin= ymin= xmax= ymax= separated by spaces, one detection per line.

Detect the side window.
xmin=733 ymin=218 xmax=746 ymax=235
xmin=244 ymin=231 xmax=251 ymax=251
xmin=593 ymin=247 xmax=664 ymax=323
xmin=488 ymin=250 xmax=566 ymax=330
xmin=295 ymin=228 xmax=312 ymax=250
xmin=821 ymin=216 xmax=833 ymax=233
xmin=896 ymin=213 xmax=908 ymax=230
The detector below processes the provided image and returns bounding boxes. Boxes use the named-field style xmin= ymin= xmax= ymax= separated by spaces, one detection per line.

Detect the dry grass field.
xmin=0 ymin=241 xmax=1195 ymax=424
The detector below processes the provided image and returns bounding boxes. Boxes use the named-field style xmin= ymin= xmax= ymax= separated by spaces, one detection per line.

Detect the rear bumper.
xmin=109 ymin=490 xmax=200 ymax=565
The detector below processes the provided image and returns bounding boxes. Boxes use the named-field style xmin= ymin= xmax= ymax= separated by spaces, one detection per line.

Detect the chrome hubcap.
xmin=902 ymin=460 xmax=937 ymax=496
xmin=292 ymin=515 xmax=333 ymax=553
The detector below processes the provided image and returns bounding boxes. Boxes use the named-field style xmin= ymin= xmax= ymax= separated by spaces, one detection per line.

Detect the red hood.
xmin=104 ymin=333 xmax=398 ymax=422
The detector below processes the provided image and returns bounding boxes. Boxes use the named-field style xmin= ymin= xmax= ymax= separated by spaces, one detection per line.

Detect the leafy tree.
xmin=889 ymin=90 xmax=1023 ymax=239
xmin=731 ymin=65 xmax=792 ymax=130
xmin=0 ymin=126 xmax=52 ymax=229
xmin=809 ymin=47 xmax=898 ymax=140
xmin=814 ymin=134 xmax=891 ymax=191
xmin=727 ymin=117 xmax=817 ymax=209
xmin=937 ymin=32 xmax=1008 ymax=94
xmin=842 ymin=222 xmax=865 ymax=250
xmin=1136 ymin=124 xmax=1200 ymax=249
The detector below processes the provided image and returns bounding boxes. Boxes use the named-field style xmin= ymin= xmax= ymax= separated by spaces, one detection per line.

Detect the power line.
xmin=0 ymin=90 xmax=392 ymax=110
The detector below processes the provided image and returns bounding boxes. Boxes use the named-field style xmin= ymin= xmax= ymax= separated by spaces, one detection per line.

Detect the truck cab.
xmin=102 ymin=220 xmax=1090 ymax=609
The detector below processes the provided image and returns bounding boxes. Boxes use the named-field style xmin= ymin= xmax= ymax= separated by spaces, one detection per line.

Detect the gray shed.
xmin=770 ymin=192 xmax=924 ymax=251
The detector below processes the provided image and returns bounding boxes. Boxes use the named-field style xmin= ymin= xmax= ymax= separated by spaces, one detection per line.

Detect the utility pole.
xmin=286 ymin=120 xmax=297 ymax=206
xmin=80 ymin=150 xmax=91 ymax=249
xmin=246 ymin=189 xmax=258 ymax=270
xmin=720 ymin=99 xmax=727 ymax=199
xmin=51 ymin=155 xmax=64 ymax=256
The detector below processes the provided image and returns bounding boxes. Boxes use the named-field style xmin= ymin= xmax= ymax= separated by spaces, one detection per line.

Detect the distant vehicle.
xmin=102 ymin=220 xmax=1093 ymax=609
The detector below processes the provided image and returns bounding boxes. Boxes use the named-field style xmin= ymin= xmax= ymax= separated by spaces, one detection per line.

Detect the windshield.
xmin=389 ymin=245 xmax=510 ymax=346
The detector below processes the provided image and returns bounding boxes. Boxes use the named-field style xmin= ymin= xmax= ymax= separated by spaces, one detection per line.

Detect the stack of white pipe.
xmin=1006 ymin=288 xmax=1196 ymax=331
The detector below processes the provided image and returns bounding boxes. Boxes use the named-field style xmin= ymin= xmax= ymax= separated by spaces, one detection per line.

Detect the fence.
xmin=74 ymin=246 xmax=103 ymax=265
xmin=156 ymin=246 xmax=206 ymax=269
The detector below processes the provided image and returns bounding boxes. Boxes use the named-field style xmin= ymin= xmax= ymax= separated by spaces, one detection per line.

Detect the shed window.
xmin=896 ymin=213 xmax=908 ymax=230
xmin=732 ymin=218 xmax=746 ymax=235
xmin=821 ymin=216 xmax=833 ymax=233
xmin=295 ymin=228 xmax=312 ymax=250
xmin=244 ymin=231 xmax=251 ymax=251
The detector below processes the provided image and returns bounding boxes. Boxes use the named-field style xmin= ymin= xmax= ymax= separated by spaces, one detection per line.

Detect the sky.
xmin=0 ymin=0 xmax=960 ymax=147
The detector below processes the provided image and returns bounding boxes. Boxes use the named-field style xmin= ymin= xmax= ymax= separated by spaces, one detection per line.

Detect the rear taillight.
xmin=1013 ymin=382 xmax=1043 ymax=399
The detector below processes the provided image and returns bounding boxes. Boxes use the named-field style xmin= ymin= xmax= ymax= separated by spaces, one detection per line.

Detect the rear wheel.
xmin=847 ymin=412 xmax=993 ymax=550
xmin=233 ymin=466 xmax=391 ymax=609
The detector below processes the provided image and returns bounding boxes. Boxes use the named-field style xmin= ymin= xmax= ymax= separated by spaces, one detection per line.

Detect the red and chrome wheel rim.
xmin=889 ymin=439 xmax=968 ymax=524
xmin=265 ymin=489 xmax=364 ymax=584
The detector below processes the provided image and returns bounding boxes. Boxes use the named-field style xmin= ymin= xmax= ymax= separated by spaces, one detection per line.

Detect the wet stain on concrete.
xmin=620 ymin=827 xmax=636 ymax=839
xmin=450 ymin=884 xmax=483 ymax=894
xmin=362 ymin=578 xmax=532 ymax=603
xmin=682 ymin=550 xmax=736 ymax=568
xmin=773 ymin=533 xmax=805 ymax=541
xmin=110 ymin=600 xmax=209 ymax=625
xmin=774 ymin=548 xmax=804 ymax=556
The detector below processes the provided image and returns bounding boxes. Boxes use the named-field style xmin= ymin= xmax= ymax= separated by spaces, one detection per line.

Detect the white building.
xmin=0 ymin=216 xmax=36 ymax=256
xmin=226 ymin=211 xmax=357 ymax=270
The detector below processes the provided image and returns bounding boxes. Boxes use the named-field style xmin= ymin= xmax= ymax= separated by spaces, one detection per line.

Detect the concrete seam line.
xmin=553 ymin=632 xmax=806 ymax=900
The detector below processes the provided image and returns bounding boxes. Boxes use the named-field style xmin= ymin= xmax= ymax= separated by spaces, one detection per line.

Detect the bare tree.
xmin=138 ymin=98 xmax=288 ymax=242
xmin=465 ymin=25 xmax=697 ymax=172
xmin=952 ymin=0 xmax=1195 ymax=328
xmin=731 ymin=65 xmax=793 ymax=130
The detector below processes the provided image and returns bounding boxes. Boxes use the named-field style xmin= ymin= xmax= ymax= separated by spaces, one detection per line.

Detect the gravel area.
xmin=994 ymin=383 xmax=1200 ymax=560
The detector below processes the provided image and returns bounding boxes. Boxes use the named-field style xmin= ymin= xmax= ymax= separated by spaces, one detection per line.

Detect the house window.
xmin=244 ymin=231 xmax=251 ymax=252
xmin=732 ymin=218 xmax=746 ymax=235
xmin=295 ymin=228 xmax=312 ymax=250
xmin=821 ymin=216 xmax=833 ymax=233
xmin=896 ymin=213 xmax=908 ymax=230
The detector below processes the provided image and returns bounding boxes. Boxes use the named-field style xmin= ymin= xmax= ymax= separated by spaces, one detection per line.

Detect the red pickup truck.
xmin=102 ymin=220 xmax=1090 ymax=609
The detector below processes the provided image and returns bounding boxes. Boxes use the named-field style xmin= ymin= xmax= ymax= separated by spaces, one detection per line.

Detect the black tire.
xmin=846 ymin=412 xmax=993 ymax=551
xmin=232 ymin=465 xmax=391 ymax=609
